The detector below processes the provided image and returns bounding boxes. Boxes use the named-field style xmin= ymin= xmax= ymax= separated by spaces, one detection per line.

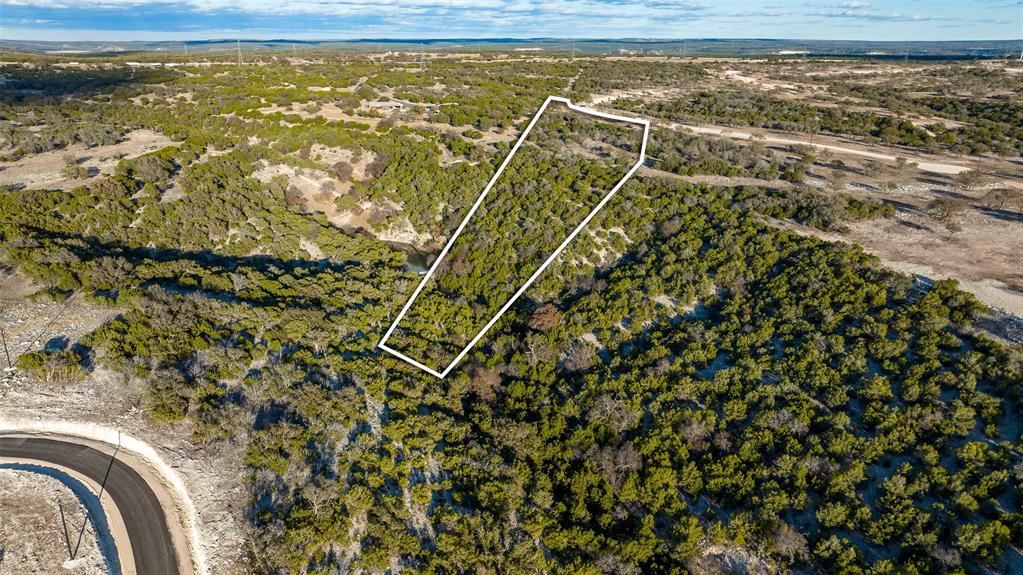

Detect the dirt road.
xmin=674 ymin=123 xmax=971 ymax=175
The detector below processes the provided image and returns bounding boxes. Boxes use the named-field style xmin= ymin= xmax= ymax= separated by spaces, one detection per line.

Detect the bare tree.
xmin=331 ymin=160 xmax=353 ymax=181
xmin=565 ymin=344 xmax=597 ymax=372
xmin=932 ymin=547 xmax=961 ymax=569
xmin=588 ymin=395 xmax=638 ymax=434
xmin=595 ymin=442 xmax=642 ymax=489
xmin=468 ymin=365 xmax=503 ymax=403
xmin=680 ymin=419 xmax=711 ymax=451
xmin=595 ymin=554 xmax=640 ymax=575
xmin=774 ymin=522 xmax=809 ymax=563
xmin=529 ymin=304 xmax=562 ymax=332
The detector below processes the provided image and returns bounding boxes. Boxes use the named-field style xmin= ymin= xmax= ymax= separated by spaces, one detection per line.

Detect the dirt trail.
xmin=674 ymin=123 xmax=971 ymax=175
xmin=639 ymin=166 xmax=794 ymax=190
xmin=586 ymin=92 xmax=977 ymax=176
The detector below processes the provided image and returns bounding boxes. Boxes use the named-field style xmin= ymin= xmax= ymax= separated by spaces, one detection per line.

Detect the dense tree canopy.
xmin=1 ymin=54 xmax=1020 ymax=574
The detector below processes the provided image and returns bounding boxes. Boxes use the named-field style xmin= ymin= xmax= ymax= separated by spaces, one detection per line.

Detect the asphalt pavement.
xmin=0 ymin=436 xmax=180 ymax=575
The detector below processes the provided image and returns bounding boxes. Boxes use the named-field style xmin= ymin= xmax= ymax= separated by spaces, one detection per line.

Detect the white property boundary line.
xmin=378 ymin=95 xmax=649 ymax=378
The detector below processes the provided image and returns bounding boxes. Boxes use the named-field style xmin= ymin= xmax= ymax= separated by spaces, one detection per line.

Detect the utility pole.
xmin=236 ymin=38 xmax=241 ymax=66
xmin=58 ymin=501 xmax=75 ymax=559
xmin=0 ymin=323 xmax=11 ymax=368
xmin=571 ymin=39 xmax=575 ymax=61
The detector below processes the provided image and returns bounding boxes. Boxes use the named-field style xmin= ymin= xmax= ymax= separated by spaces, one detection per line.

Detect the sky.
xmin=1 ymin=0 xmax=1021 ymax=42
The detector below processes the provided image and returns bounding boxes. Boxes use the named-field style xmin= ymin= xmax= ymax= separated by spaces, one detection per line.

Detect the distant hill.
xmin=1 ymin=37 xmax=1020 ymax=59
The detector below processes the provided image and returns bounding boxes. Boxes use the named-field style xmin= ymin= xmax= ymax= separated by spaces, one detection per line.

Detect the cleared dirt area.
xmin=721 ymin=69 xmax=801 ymax=92
xmin=330 ymin=198 xmax=432 ymax=247
xmin=640 ymin=166 xmax=794 ymax=191
xmin=590 ymin=87 xmax=688 ymax=106
xmin=256 ymin=102 xmax=382 ymax=127
xmin=251 ymin=157 xmax=432 ymax=247
xmin=0 ymin=469 xmax=107 ymax=575
xmin=0 ymin=130 xmax=173 ymax=191
xmin=776 ymin=179 xmax=1023 ymax=319
xmin=842 ymin=185 xmax=1023 ymax=315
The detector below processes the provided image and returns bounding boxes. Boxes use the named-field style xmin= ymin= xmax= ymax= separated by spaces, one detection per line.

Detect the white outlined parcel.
xmin=379 ymin=96 xmax=650 ymax=378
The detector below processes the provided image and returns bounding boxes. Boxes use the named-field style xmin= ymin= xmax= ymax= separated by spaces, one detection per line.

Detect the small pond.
xmin=386 ymin=241 xmax=432 ymax=273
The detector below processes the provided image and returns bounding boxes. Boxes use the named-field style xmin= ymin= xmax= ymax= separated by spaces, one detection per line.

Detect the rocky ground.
xmin=0 ymin=470 xmax=107 ymax=575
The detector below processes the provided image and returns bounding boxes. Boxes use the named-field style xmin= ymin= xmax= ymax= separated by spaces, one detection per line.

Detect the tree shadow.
xmin=896 ymin=219 xmax=932 ymax=233
xmin=15 ymin=225 xmax=398 ymax=313
xmin=983 ymin=168 xmax=1022 ymax=180
xmin=0 ymin=67 xmax=177 ymax=103
xmin=915 ymin=176 xmax=952 ymax=187
xmin=976 ymin=206 xmax=1023 ymax=223
xmin=44 ymin=336 xmax=70 ymax=352
xmin=885 ymin=198 xmax=927 ymax=216
xmin=929 ymin=188 xmax=974 ymax=202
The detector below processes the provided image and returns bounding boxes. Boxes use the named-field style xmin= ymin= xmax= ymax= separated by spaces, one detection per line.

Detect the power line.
xmin=73 ymin=435 xmax=120 ymax=558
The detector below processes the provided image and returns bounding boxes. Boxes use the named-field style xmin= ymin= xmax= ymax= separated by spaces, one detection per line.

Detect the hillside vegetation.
xmin=0 ymin=54 xmax=1021 ymax=574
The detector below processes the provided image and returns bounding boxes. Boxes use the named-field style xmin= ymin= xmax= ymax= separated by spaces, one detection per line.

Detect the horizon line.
xmin=3 ymin=37 xmax=1021 ymax=44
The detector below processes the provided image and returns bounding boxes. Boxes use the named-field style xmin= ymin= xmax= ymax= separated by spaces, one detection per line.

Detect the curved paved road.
xmin=0 ymin=436 xmax=180 ymax=575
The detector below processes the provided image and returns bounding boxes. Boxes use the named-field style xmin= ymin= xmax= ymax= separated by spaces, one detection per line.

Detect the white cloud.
xmin=1 ymin=0 xmax=1016 ymax=40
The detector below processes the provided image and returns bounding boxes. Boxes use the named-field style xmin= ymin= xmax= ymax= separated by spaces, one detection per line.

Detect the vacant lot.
xmin=0 ymin=130 xmax=172 ymax=191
